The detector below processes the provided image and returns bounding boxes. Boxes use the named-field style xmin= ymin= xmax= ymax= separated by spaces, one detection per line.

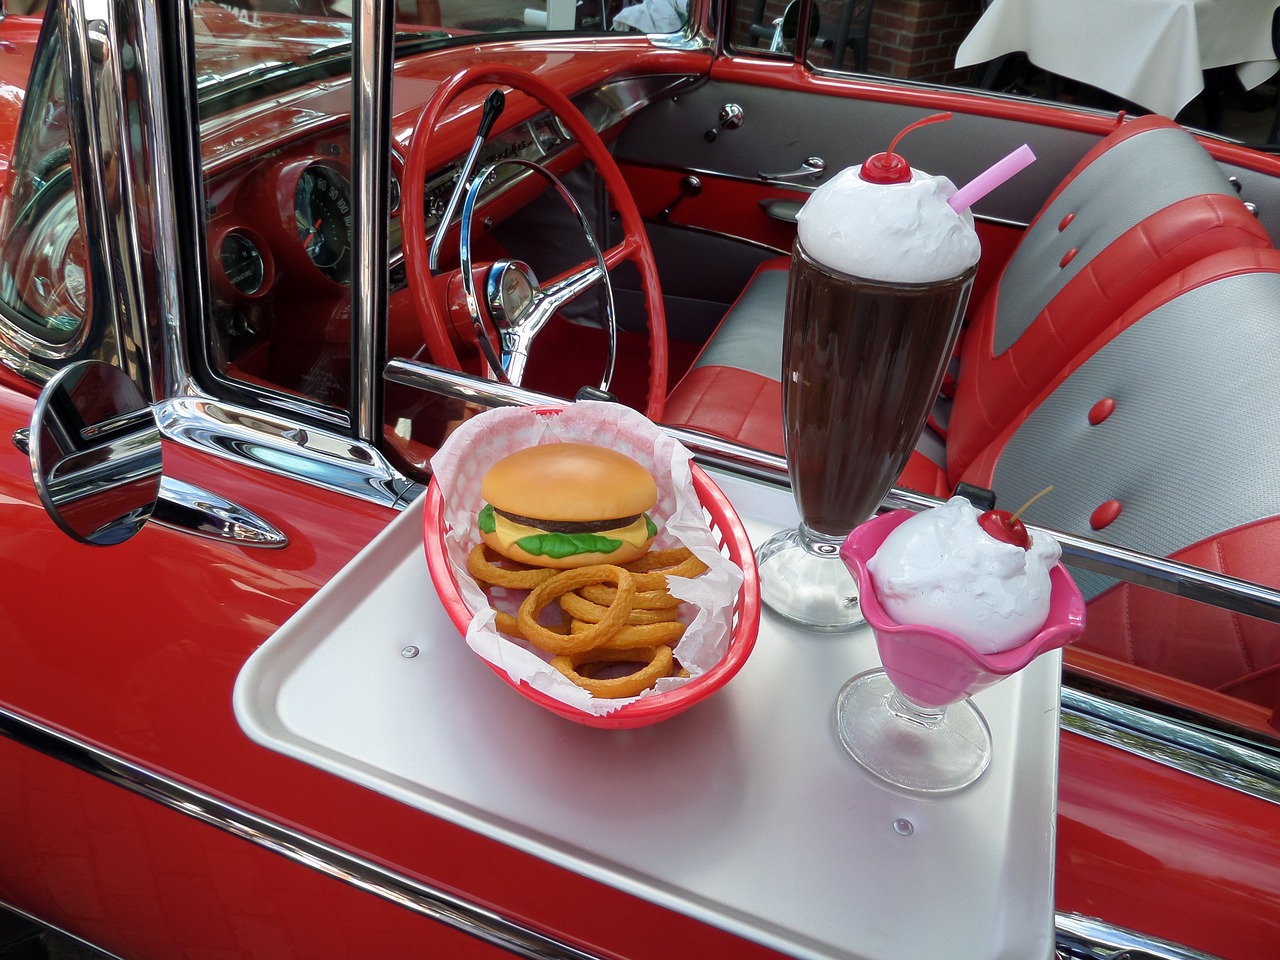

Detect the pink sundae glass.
xmin=836 ymin=507 xmax=1086 ymax=794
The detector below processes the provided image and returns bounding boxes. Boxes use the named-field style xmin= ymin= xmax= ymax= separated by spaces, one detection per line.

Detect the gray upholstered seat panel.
xmin=689 ymin=268 xmax=788 ymax=380
xmin=992 ymin=126 xmax=1239 ymax=355
xmin=990 ymin=272 xmax=1280 ymax=598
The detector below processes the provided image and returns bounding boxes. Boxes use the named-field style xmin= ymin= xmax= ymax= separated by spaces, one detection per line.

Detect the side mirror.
xmin=27 ymin=359 xmax=162 ymax=545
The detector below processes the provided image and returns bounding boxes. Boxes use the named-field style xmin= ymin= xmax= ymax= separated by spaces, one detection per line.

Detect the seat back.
xmin=961 ymin=248 xmax=1280 ymax=702
xmin=945 ymin=114 xmax=1274 ymax=483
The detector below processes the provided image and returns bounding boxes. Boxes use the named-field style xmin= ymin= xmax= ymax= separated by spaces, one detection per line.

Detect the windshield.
xmin=190 ymin=1 xmax=690 ymax=109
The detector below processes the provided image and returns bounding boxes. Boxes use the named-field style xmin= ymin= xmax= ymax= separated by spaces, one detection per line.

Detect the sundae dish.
xmin=866 ymin=495 xmax=1061 ymax=654
xmin=835 ymin=497 xmax=1084 ymax=793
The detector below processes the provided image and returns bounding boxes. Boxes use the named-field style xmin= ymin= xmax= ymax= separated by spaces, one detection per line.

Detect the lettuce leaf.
xmin=514 ymin=531 xmax=624 ymax=559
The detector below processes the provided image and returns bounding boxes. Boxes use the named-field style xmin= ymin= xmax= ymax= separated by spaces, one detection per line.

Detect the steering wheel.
xmin=402 ymin=64 xmax=668 ymax=420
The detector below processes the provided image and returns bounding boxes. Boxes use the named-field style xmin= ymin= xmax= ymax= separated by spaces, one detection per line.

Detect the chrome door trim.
xmin=0 ymin=704 xmax=602 ymax=960
xmin=1054 ymin=912 xmax=1221 ymax=960
xmin=155 ymin=396 xmax=420 ymax=510
xmin=1062 ymin=685 xmax=1280 ymax=806
xmin=350 ymin=0 xmax=395 ymax=446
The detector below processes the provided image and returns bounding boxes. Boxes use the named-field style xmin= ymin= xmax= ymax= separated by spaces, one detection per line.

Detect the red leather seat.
xmin=960 ymin=246 xmax=1280 ymax=706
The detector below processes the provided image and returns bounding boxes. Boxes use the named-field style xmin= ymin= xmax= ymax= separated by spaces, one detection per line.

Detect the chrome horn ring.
xmin=458 ymin=157 xmax=617 ymax=390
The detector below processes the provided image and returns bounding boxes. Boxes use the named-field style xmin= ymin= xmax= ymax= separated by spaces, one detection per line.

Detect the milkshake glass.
xmin=756 ymin=117 xmax=980 ymax=629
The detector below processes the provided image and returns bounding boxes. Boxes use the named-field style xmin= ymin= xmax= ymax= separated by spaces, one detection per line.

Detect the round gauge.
xmin=294 ymin=164 xmax=352 ymax=284
xmin=219 ymin=230 xmax=265 ymax=296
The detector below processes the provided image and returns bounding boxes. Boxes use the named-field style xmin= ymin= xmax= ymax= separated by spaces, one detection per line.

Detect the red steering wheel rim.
xmin=402 ymin=63 xmax=668 ymax=421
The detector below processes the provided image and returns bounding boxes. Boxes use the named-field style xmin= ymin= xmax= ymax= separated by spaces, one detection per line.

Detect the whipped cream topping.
xmin=867 ymin=496 xmax=1061 ymax=653
xmin=796 ymin=165 xmax=981 ymax=284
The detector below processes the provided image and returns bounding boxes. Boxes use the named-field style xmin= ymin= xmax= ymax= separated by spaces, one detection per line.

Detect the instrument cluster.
xmin=207 ymin=144 xmax=380 ymax=301
xmin=205 ymin=110 xmax=571 ymax=308
xmin=208 ymin=110 xmax=565 ymax=304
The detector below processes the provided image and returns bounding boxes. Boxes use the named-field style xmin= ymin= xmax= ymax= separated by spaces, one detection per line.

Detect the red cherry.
xmin=978 ymin=509 xmax=1031 ymax=549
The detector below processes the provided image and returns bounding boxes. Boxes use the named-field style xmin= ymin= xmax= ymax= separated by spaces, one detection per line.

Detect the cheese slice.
xmin=488 ymin=511 xmax=654 ymax=557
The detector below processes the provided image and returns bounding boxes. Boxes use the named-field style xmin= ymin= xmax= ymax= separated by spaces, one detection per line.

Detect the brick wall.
xmin=869 ymin=0 xmax=984 ymax=85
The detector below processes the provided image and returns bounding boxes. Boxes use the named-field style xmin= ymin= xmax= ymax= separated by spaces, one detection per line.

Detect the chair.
xmin=749 ymin=0 xmax=874 ymax=73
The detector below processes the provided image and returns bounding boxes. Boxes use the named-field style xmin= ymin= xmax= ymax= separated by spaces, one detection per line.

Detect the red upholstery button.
xmin=1059 ymin=247 xmax=1079 ymax=268
xmin=1088 ymin=397 xmax=1116 ymax=425
xmin=1058 ymin=212 xmax=1075 ymax=231
xmin=1091 ymin=500 xmax=1123 ymax=530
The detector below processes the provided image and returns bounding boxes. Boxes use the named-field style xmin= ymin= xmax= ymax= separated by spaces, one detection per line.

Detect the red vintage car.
xmin=2 ymin=1 xmax=1279 ymax=958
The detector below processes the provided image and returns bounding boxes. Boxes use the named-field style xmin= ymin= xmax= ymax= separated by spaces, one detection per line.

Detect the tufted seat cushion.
xmin=943 ymin=114 xmax=1275 ymax=481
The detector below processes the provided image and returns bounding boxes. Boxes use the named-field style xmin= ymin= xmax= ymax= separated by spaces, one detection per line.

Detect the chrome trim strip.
xmin=647 ymin=216 xmax=792 ymax=256
xmin=383 ymin=358 xmax=793 ymax=485
xmin=153 ymin=476 xmax=289 ymax=547
xmin=0 ymin=704 xmax=602 ymax=960
xmin=155 ymin=396 xmax=420 ymax=510
xmin=0 ymin=703 xmax=1214 ymax=960
xmin=350 ymin=0 xmax=395 ymax=446
xmin=617 ymin=158 xmax=1035 ymax=231
xmin=1054 ymin=912 xmax=1222 ymax=960
xmin=1061 ymin=686 xmax=1280 ymax=806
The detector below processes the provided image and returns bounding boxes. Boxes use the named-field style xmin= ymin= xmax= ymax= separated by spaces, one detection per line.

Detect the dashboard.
xmin=205 ymin=110 xmax=577 ymax=304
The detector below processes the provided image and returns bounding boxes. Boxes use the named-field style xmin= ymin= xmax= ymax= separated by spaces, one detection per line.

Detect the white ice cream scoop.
xmin=866 ymin=495 xmax=1062 ymax=654
xmin=795 ymin=113 xmax=981 ymax=284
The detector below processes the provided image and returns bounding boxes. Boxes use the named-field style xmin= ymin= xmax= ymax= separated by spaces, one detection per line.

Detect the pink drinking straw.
xmin=948 ymin=143 xmax=1036 ymax=212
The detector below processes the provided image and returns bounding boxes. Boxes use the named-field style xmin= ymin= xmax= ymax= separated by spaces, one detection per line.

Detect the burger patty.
xmin=493 ymin=507 xmax=643 ymax=535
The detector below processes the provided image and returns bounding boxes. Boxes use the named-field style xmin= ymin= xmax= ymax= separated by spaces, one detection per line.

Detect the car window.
xmin=728 ymin=1 xmax=1271 ymax=145
xmin=0 ymin=20 xmax=89 ymax=349
xmin=192 ymin=1 xmax=689 ymax=417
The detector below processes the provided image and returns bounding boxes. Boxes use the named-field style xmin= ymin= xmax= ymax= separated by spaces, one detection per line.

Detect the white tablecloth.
xmin=956 ymin=0 xmax=1280 ymax=118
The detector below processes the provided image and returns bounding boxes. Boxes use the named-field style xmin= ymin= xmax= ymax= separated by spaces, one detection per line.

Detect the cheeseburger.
xmin=478 ymin=442 xmax=658 ymax=568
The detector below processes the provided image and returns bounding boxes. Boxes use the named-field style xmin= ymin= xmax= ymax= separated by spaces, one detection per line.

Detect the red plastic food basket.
xmin=422 ymin=461 xmax=761 ymax=728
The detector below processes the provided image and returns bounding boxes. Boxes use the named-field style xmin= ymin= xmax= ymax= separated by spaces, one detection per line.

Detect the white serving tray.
xmin=234 ymin=470 xmax=1060 ymax=960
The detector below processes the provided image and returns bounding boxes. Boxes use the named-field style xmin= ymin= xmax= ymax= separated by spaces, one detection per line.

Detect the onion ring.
xmin=577 ymin=583 xmax=682 ymax=610
xmin=468 ymin=544 xmax=558 ymax=589
xmin=550 ymin=645 xmax=675 ymax=698
xmin=559 ymin=591 xmax=679 ymax=626
xmin=621 ymin=549 xmax=709 ymax=589
xmin=518 ymin=565 xmax=635 ymax=653
xmin=569 ymin=618 xmax=686 ymax=647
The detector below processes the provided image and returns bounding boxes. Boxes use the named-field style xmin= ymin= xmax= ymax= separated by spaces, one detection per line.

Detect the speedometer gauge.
xmin=295 ymin=164 xmax=352 ymax=284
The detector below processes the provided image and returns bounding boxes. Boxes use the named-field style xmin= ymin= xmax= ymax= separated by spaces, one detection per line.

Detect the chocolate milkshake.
xmin=756 ymin=115 xmax=981 ymax=629
xmin=784 ymin=243 xmax=975 ymax=537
